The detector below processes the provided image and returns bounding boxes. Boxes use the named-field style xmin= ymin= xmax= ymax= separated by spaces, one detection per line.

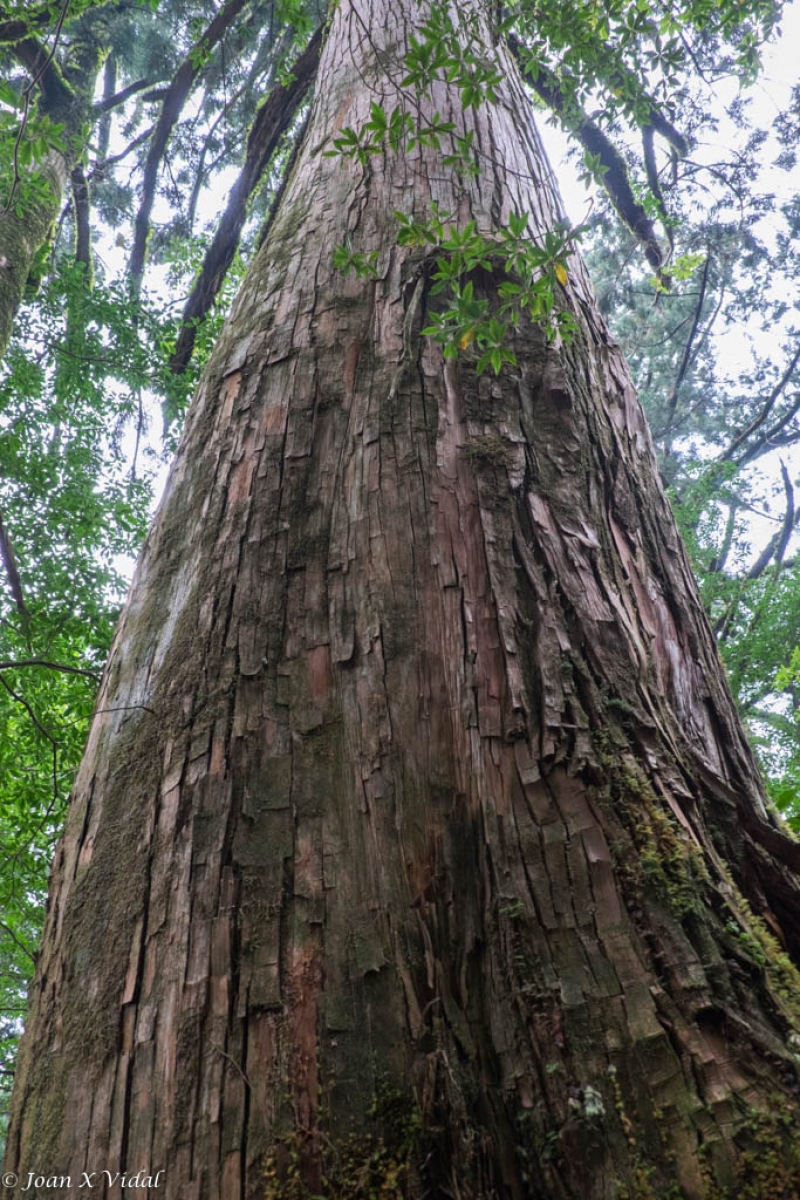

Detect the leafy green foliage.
xmin=331 ymin=240 xmax=379 ymax=280
xmin=404 ymin=207 xmax=580 ymax=367
xmin=509 ymin=0 xmax=780 ymax=124
xmin=0 ymin=82 xmax=65 ymax=218
xmin=0 ymin=270 xmax=150 ymax=1143
xmin=325 ymin=102 xmax=459 ymax=166
xmin=400 ymin=6 xmax=504 ymax=109
xmin=0 ymin=0 xmax=301 ymax=1149
xmin=669 ymin=464 xmax=800 ymax=832
xmin=334 ymin=203 xmax=580 ymax=368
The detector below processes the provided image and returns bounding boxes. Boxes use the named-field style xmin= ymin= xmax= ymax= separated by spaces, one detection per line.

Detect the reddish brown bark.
xmin=4 ymin=2 xmax=800 ymax=1198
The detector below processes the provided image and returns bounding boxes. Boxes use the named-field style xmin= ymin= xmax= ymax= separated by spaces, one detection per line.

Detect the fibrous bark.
xmin=5 ymin=2 xmax=800 ymax=1198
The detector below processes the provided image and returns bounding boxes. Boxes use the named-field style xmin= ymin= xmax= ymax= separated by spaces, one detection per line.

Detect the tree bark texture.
xmin=0 ymin=34 xmax=105 ymax=359
xmin=0 ymin=148 xmax=68 ymax=358
xmin=5 ymin=3 xmax=800 ymax=1198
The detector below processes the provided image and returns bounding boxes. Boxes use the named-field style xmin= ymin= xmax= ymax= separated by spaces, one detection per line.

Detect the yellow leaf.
xmin=458 ymin=326 xmax=477 ymax=350
xmin=555 ymin=262 xmax=568 ymax=286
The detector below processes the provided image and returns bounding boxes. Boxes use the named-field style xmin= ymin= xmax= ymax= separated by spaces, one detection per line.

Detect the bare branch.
xmin=95 ymin=52 xmax=115 ymax=161
xmin=708 ymin=501 xmax=738 ymax=575
xmin=737 ymin=390 xmax=800 ymax=469
xmin=127 ymin=0 xmax=251 ymax=289
xmin=0 ymin=675 xmax=58 ymax=747
xmin=93 ymin=75 xmax=159 ymax=115
xmin=92 ymin=124 xmax=155 ymax=173
xmin=0 ymin=506 xmax=27 ymax=619
xmin=721 ymin=343 xmax=800 ymax=464
xmin=665 ymin=253 xmax=711 ymax=418
xmin=0 ymin=658 xmax=101 ymax=682
xmin=169 ymin=28 xmax=323 ymax=376
xmin=136 ymin=86 xmax=170 ymax=106
xmin=184 ymin=30 xmax=295 ymax=233
xmin=718 ymin=466 xmax=795 ymax=657
xmin=70 ymin=163 xmax=91 ymax=270
xmin=746 ymin=462 xmax=796 ymax=582
xmin=645 ymin=105 xmax=689 ymax=159
xmin=0 ymin=920 xmax=35 ymax=965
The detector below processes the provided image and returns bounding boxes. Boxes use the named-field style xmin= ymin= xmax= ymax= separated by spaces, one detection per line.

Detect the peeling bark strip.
xmin=5 ymin=2 xmax=800 ymax=1199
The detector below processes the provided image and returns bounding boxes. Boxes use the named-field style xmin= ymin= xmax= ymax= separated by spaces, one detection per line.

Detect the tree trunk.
xmin=0 ymin=148 xmax=68 ymax=357
xmin=0 ymin=36 xmax=105 ymax=359
xmin=5 ymin=3 xmax=800 ymax=1198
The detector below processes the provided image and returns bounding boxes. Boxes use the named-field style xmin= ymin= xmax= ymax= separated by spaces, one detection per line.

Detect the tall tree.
xmin=4 ymin=0 xmax=800 ymax=1197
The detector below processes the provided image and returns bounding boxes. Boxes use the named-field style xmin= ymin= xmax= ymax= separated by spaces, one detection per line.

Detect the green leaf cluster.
xmin=401 ymin=6 xmax=503 ymax=109
xmin=394 ymin=206 xmax=581 ymax=370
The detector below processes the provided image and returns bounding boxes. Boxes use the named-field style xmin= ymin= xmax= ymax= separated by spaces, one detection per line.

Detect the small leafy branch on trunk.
xmin=323 ymin=7 xmax=585 ymax=374
xmin=334 ymin=205 xmax=582 ymax=373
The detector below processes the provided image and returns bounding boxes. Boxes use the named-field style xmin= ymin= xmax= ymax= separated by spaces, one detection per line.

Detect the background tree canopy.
xmin=0 ymin=0 xmax=799 ymax=1152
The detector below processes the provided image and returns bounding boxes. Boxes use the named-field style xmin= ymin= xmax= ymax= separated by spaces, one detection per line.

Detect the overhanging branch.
xmin=665 ymin=252 xmax=711 ymax=417
xmin=93 ymin=75 xmax=159 ymax=115
xmin=508 ymin=36 xmax=667 ymax=273
xmin=127 ymin=0 xmax=251 ymax=289
xmin=721 ymin=342 xmax=800 ymax=465
xmin=0 ymin=506 xmax=27 ymax=619
xmin=169 ymin=27 xmax=323 ymax=377
xmin=11 ymin=32 xmax=74 ymax=116
xmin=0 ymin=658 xmax=101 ymax=681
